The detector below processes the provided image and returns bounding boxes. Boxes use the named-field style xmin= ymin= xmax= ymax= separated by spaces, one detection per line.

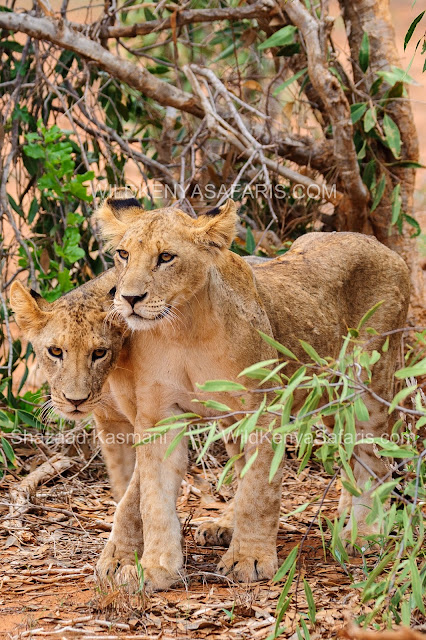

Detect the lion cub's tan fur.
xmin=11 ymin=197 xmax=409 ymax=592
xmin=92 ymin=197 xmax=408 ymax=590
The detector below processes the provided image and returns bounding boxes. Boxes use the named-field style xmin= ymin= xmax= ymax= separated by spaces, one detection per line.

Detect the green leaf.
xmin=377 ymin=66 xmax=416 ymax=86
xmin=164 ymin=427 xmax=187 ymax=459
xmin=259 ymin=331 xmax=298 ymax=360
xmin=395 ymin=357 xmax=426 ymax=379
xmin=371 ymin=175 xmax=386 ymax=212
xmin=409 ymin=556 xmax=426 ymax=614
xmin=240 ymin=448 xmax=258 ymax=478
xmin=404 ymin=214 xmax=421 ymax=237
xmin=357 ymin=300 xmax=384 ymax=330
xmin=1 ymin=437 xmax=16 ymax=465
xmin=28 ymin=198 xmax=39 ymax=224
xmin=387 ymin=160 xmax=425 ymax=169
xmin=23 ymin=143 xmax=45 ymax=159
xmin=17 ymin=409 xmax=44 ymax=430
xmin=196 ymin=380 xmax=246 ymax=393
xmin=299 ymin=340 xmax=326 ymax=365
xmin=364 ymin=107 xmax=376 ymax=132
xmin=363 ymin=159 xmax=376 ymax=189
xmin=269 ymin=436 xmax=285 ymax=483
xmin=274 ymin=68 xmax=307 ymax=95
xmin=303 ymin=579 xmax=316 ymax=624
xmin=245 ymin=226 xmax=256 ymax=254
xmin=274 ymin=544 xmax=299 ymax=582
xmin=258 ymin=25 xmax=298 ymax=51
xmin=202 ymin=400 xmax=232 ymax=413
xmin=239 ymin=359 xmax=279 ymax=378
xmin=391 ymin=183 xmax=402 ymax=224
xmin=354 ymin=396 xmax=370 ymax=422
xmin=383 ymin=113 xmax=401 ymax=158
xmin=359 ymin=32 xmax=370 ymax=72
xmin=388 ymin=384 xmax=417 ymax=413
xmin=404 ymin=11 xmax=425 ymax=50
xmin=217 ymin=453 xmax=243 ymax=489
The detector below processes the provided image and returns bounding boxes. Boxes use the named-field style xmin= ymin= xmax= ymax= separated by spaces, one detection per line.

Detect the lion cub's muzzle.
xmin=51 ymin=391 xmax=100 ymax=420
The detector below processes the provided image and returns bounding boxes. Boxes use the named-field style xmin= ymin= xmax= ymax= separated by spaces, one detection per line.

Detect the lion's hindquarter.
xmin=254 ymin=232 xmax=410 ymax=545
xmin=254 ymin=232 xmax=409 ymax=376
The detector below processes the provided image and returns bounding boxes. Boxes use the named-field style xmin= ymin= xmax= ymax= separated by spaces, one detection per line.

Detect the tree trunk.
xmin=340 ymin=0 xmax=424 ymax=322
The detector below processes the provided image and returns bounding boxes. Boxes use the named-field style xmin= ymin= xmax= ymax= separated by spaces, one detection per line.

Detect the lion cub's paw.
xmin=340 ymin=524 xmax=381 ymax=556
xmin=95 ymin=541 xmax=141 ymax=592
xmin=195 ymin=522 xmax=233 ymax=547
xmin=217 ymin=548 xmax=278 ymax=582
xmin=142 ymin=566 xmax=182 ymax=592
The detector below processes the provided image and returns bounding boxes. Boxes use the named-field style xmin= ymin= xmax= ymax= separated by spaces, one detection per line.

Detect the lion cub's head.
xmin=10 ymin=270 xmax=126 ymax=420
xmin=93 ymin=195 xmax=239 ymax=331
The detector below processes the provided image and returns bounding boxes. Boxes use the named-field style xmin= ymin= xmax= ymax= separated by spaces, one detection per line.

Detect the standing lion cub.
xmin=11 ymin=195 xmax=409 ymax=592
xmin=91 ymin=195 xmax=408 ymax=590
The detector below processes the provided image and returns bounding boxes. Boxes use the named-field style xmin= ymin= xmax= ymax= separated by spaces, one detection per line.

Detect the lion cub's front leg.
xmin=136 ymin=423 xmax=188 ymax=591
xmin=96 ymin=466 xmax=143 ymax=591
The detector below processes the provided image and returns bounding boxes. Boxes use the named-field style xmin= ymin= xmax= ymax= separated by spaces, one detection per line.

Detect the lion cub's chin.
xmin=51 ymin=400 xmax=96 ymax=421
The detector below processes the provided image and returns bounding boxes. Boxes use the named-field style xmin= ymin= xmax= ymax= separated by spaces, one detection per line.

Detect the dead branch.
xmin=28 ymin=503 xmax=113 ymax=531
xmin=282 ymin=0 xmax=368 ymax=228
xmin=84 ymin=0 xmax=276 ymax=40
xmin=185 ymin=65 xmax=341 ymax=205
xmin=4 ymin=454 xmax=76 ymax=531
xmin=0 ymin=12 xmax=204 ymax=117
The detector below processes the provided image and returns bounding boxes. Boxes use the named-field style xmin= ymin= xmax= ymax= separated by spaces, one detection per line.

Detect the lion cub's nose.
xmin=64 ymin=394 xmax=90 ymax=408
xmin=122 ymin=293 xmax=148 ymax=308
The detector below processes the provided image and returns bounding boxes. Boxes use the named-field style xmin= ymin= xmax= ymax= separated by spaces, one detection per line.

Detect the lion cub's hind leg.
xmin=217 ymin=429 xmax=282 ymax=583
xmin=195 ymin=500 xmax=234 ymax=547
xmin=195 ymin=438 xmax=242 ymax=548
xmin=340 ymin=354 xmax=398 ymax=554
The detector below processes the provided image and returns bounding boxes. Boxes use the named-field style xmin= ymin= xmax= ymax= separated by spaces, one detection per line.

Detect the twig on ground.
xmin=3 ymin=454 xmax=76 ymax=531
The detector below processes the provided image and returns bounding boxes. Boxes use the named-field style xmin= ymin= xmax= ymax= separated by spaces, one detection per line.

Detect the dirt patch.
xmin=0 ymin=439 xmax=387 ymax=640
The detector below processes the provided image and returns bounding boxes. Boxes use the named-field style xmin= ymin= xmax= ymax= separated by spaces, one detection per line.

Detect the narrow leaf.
xmin=404 ymin=11 xmax=425 ymax=50
xmin=383 ymin=113 xmax=401 ymax=158
xmin=371 ymin=175 xmax=386 ymax=212
xmin=274 ymin=544 xmax=299 ymax=582
xmin=359 ymin=32 xmax=370 ymax=72
xmin=258 ymin=25 xmax=298 ymax=51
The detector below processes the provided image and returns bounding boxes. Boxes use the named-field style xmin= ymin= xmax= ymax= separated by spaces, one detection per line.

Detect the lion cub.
xmin=11 ymin=196 xmax=409 ymax=592
xmin=87 ymin=195 xmax=408 ymax=591
xmin=10 ymin=269 xmax=135 ymax=502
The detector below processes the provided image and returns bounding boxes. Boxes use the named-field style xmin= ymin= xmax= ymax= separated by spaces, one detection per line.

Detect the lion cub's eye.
xmin=92 ymin=348 xmax=107 ymax=361
xmin=158 ymin=252 xmax=175 ymax=265
xmin=117 ymin=249 xmax=129 ymax=261
xmin=48 ymin=346 xmax=63 ymax=358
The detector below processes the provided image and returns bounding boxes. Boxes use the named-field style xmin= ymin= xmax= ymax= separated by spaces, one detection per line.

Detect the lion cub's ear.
xmin=195 ymin=200 xmax=238 ymax=249
xmin=9 ymin=282 xmax=50 ymax=337
xmin=92 ymin=188 xmax=145 ymax=249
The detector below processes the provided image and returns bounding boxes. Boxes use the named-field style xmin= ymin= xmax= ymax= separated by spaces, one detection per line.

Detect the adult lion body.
xmin=10 ymin=197 xmax=410 ymax=592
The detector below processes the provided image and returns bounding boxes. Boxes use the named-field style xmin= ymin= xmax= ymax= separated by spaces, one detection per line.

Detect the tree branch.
xmin=80 ymin=0 xmax=275 ymax=39
xmin=0 ymin=12 xmax=204 ymax=117
xmin=282 ymin=0 xmax=368 ymax=228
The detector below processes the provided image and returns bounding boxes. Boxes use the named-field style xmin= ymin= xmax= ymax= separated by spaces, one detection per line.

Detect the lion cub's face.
xmin=10 ymin=280 xmax=125 ymax=419
xmin=93 ymin=198 xmax=238 ymax=331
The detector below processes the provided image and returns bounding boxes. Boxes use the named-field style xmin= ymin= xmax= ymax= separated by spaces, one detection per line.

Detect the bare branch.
xmin=282 ymin=0 xmax=368 ymax=226
xmin=0 ymin=12 xmax=204 ymax=117
xmin=78 ymin=0 xmax=276 ymax=39
xmin=185 ymin=65 xmax=341 ymax=205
